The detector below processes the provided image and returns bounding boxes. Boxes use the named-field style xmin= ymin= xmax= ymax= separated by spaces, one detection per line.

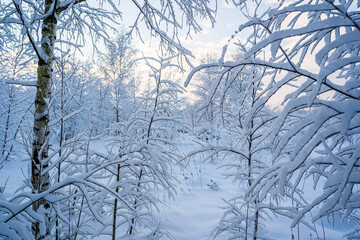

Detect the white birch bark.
xmin=31 ymin=0 xmax=57 ymax=238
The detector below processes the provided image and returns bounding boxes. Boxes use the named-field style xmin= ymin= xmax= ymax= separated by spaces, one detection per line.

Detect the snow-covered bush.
xmin=102 ymin=54 xmax=185 ymax=239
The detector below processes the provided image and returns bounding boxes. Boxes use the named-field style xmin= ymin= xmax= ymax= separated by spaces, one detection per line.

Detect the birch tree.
xmin=0 ymin=2 xmax=123 ymax=237
xmin=99 ymin=32 xmax=137 ymax=126
xmin=0 ymin=0 xmax=215 ymax=238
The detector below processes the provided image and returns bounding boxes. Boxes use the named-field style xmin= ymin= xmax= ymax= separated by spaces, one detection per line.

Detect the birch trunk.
xmin=31 ymin=0 xmax=57 ymax=238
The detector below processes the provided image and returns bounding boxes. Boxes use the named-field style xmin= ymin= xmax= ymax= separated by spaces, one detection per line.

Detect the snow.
xmin=0 ymin=135 xmax=355 ymax=239
xmin=2 ymin=0 xmax=360 ymax=238
xmin=155 ymin=141 xmax=237 ymax=240
xmin=4 ymin=80 xmax=37 ymax=87
xmin=0 ymin=158 xmax=28 ymax=199
xmin=154 ymin=137 xmax=356 ymax=240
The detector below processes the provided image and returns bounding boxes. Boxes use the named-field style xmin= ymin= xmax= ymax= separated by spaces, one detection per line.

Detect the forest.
xmin=0 ymin=0 xmax=359 ymax=239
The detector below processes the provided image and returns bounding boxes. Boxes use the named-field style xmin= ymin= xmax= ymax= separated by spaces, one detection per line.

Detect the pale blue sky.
xmin=131 ymin=2 xmax=244 ymax=63
xmin=80 ymin=1 xmax=277 ymax=66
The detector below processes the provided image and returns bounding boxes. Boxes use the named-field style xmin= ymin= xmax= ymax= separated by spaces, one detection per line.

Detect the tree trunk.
xmin=56 ymin=52 xmax=65 ymax=240
xmin=31 ymin=0 xmax=57 ymax=238
xmin=1 ymin=87 xmax=12 ymax=157
xmin=112 ymin=163 xmax=121 ymax=240
xmin=249 ymin=86 xmax=259 ymax=240
xmin=253 ymin=201 xmax=259 ymax=240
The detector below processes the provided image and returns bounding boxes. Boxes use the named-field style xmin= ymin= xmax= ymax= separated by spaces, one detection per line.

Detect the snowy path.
xmin=157 ymin=161 xmax=237 ymax=240
xmin=153 ymin=140 xmax=239 ymax=240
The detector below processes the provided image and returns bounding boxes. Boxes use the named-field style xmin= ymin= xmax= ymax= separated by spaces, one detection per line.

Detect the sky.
xmin=129 ymin=0 xmax=278 ymax=61
xmin=83 ymin=1 xmax=249 ymax=66
xmin=77 ymin=1 xmax=283 ymax=70
xmin=134 ymin=2 xmax=242 ymax=61
xmin=78 ymin=0 xmax=282 ymax=103
xmin=89 ymin=1 xmax=249 ymax=101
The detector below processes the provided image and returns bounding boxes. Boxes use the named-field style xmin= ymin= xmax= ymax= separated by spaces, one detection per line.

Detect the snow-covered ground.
xmin=152 ymin=138 xmax=350 ymax=240
xmin=156 ymin=155 xmax=236 ymax=239
xmin=0 ymin=157 xmax=29 ymax=199
xmin=154 ymin=137 xmax=352 ymax=240
xmin=0 ymin=137 xmax=353 ymax=239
